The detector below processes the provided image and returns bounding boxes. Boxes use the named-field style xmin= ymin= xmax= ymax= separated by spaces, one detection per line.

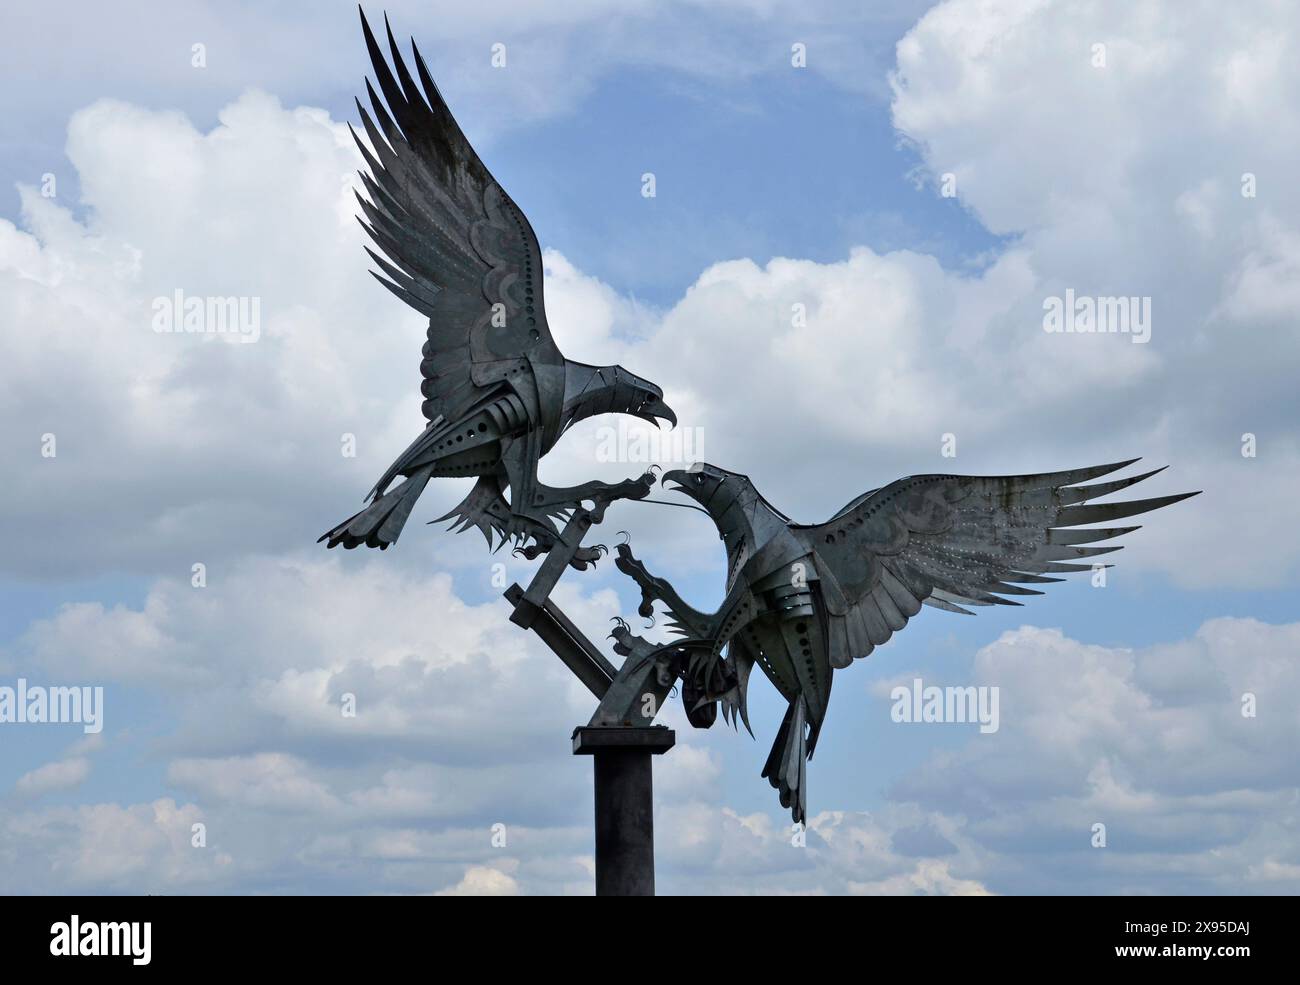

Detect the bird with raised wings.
xmin=613 ymin=460 xmax=1198 ymax=822
xmin=320 ymin=11 xmax=676 ymax=561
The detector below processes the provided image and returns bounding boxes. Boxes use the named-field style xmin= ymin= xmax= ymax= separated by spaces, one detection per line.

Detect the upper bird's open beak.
xmin=634 ymin=391 xmax=676 ymax=429
xmin=619 ymin=371 xmax=676 ymax=429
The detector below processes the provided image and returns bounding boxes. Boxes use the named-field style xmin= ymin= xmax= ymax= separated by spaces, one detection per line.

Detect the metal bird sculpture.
xmin=320 ymin=10 xmax=675 ymax=564
xmin=613 ymin=460 xmax=1199 ymax=822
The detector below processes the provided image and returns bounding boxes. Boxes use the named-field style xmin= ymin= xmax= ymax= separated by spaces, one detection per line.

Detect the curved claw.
xmin=568 ymin=544 xmax=606 ymax=571
xmin=608 ymin=615 xmax=630 ymax=634
xmin=616 ymin=530 xmax=631 ymax=546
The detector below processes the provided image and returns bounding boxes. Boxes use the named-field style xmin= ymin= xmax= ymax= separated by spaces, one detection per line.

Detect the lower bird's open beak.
xmin=662 ymin=469 xmax=687 ymax=493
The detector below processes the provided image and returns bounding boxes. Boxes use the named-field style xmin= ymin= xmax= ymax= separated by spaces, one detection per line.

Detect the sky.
xmin=0 ymin=0 xmax=1297 ymax=895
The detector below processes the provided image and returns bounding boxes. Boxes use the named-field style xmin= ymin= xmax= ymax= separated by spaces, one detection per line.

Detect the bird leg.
xmin=607 ymin=616 xmax=656 ymax=659
xmin=614 ymin=542 xmax=713 ymax=636
xmin=512 ymin=529 xmax=607 ymax=570
xmin=586 ymin=619 xmax=685 ymax=726
xmin=607 ymin=621 xmax=704 ymax=692
xmin=527 ymin=469 xmax=658 ymax=518
xmin=607 ymin=620 xmax=734 ymax=731
xmin=500 ymin=441 xmax=656 ymax=569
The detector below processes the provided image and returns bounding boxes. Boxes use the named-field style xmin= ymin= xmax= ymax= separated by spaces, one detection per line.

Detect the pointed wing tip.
xmin=1083 ymin=457 xmax=1141 ymax=478
xmin=1123 ymin=464 xmax=1167 ymax=484
xmin=1057 ymin=489 xmax=1198 ymax=526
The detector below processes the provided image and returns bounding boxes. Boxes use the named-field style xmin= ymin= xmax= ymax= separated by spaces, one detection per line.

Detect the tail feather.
xmin=320 ymin=467 xmax=432 ymax=549
xmin=761 ymin=696 xmax=808 ymax=824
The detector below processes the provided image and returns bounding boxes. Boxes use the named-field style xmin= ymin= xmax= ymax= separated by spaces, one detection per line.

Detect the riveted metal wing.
xmin=802 ymin=460 xmax=1199 ymax=666
xmin=354 ymin=9 xmax=561 ymax=426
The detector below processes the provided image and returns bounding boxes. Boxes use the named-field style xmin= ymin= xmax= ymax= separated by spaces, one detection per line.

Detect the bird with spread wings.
xmin=320 ymin=10 xmax=676 ymax=564
xmin=613 ymin=460 xmax=1199 ymax=822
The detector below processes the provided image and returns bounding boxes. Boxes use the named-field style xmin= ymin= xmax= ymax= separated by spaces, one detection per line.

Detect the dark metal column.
xmin=573 ymin=726 xmax=675 ymax=896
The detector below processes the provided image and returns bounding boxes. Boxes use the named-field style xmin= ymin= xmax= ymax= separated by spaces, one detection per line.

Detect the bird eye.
xmin=695 ymin=474 xmax=705 ymax=485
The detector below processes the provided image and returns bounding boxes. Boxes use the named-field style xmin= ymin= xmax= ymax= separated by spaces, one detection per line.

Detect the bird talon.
xmin=608 ymin=619 xmax=640 ymax=656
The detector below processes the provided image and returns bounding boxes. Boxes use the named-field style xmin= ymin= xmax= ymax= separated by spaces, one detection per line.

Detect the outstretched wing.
xmin=804 ymin=460 xmax=1199 ymax=666
xmin=354 ymin=10 xmax=561 ymax=426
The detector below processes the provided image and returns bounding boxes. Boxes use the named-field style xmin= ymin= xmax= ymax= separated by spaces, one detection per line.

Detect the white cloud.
xmin=167 ymin=753 xmax=340 ymax=813
xmin=0 ymin=798 xmax=224 ymax=891
xmin=892 ymin=617 xmax=1300 ymax=893
xmin=435 ymin=863 xmax=520 ymax=896
xmin=14 ymin=756 xmax=91 ymax=797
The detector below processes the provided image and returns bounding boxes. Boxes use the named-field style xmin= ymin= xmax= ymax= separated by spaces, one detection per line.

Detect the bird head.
xmin=560 ymin=362 xmax=677 ymax=431
xmin=663 ymin=462 xmax=735 ymax=512
xmin=611 ymin=366 xmax=677 ymax=429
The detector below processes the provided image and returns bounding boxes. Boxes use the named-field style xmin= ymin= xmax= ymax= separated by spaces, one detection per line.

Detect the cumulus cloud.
xmin=885 ymin=0 xmax=1300 ymax=586
xmin=892 ymin=617 xmax=1300 ymax=894
xmin=0 ymin=798 xmax=227 ymax=892
xmin=435 ymin=863 xmax=520 ymax=896
xmin=1 ymin=89 xmax=414 ymax=578
xmin=2 ymin=553 xmax=615 ymax=761
xmin=14 ymin=756 xmax=91 ymax=798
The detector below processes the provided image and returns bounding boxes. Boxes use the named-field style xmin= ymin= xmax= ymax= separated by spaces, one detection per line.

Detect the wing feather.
xmin=808 ymin=462 xmax=1198 ymax=662
xmin=353 ymin=10 xmax=561 ymax=424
